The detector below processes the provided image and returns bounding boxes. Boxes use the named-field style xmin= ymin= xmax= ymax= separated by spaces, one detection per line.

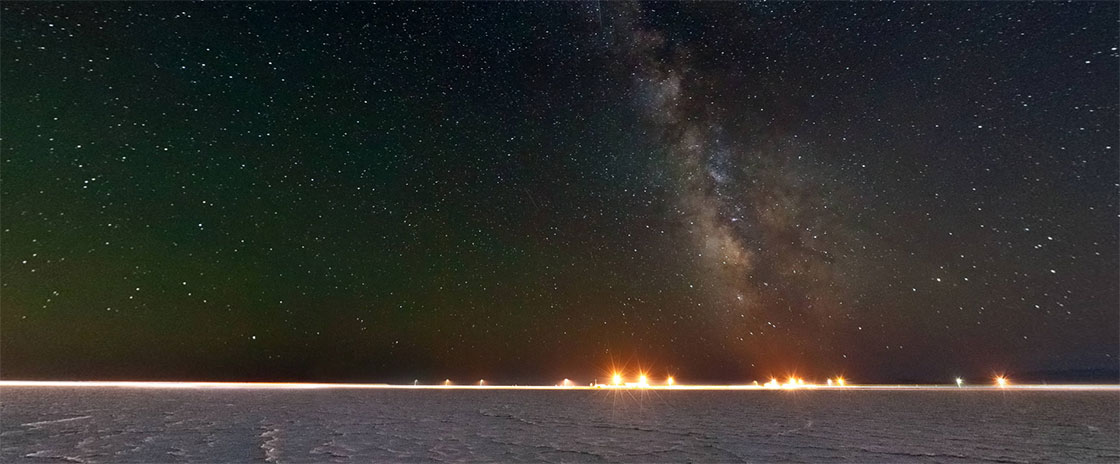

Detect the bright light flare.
xmin=638 ymin=374 xmax=649 ymax=387
xmin=995 ymin=376 xmax=1009 ymax=388
xmin=780 ymin=377 xmax=807 ymax=389
xmin=956 ymin=377 xmax=963 ymax=387
xmin=612 ymin=373 xmax=623 ymax=385
xmin=667 ymin=376 xmax=675 ymax=386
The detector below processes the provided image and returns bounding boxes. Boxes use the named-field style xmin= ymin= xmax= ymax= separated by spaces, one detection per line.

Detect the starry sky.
xmin=2 ymin=2 xmax=1117 ymax=384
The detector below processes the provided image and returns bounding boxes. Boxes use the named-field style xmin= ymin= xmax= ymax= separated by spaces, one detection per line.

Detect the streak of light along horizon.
xmin=1 ymin=381 xmax=1117 ymax=391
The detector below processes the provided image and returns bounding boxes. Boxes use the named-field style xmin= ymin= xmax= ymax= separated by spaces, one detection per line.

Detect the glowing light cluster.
xmin=601 ymin=371 xmax=673 ymax=388
xmin=759 ymin=376 xmax=848 ymax=389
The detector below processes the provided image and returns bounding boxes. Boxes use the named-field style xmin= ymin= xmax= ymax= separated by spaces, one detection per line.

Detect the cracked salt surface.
xmin=2 ymin=388 xmax=1117 ymax=462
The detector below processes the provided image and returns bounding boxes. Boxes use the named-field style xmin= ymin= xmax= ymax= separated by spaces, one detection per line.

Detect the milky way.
xmin=613 ymin=5 xmax=863 ymax=363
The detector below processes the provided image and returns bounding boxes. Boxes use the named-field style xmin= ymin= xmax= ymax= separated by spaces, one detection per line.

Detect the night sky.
xmin=2 ymin=2 xmax=1117 ymax=384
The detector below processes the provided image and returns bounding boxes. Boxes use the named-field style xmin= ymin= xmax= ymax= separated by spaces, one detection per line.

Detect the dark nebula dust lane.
xmin=614 ymin=4 xmax=865 ymax=366
xmin=1 ymin=2 xmax=1116 ymax=384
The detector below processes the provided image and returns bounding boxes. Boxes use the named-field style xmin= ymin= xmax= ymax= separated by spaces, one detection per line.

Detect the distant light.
xmin=612 ymin=373 xmax=623 ymax=385
xmin=836 ymin=377 xmax=846 ymax=387
xmin=638 ymin=374 xmax=648 ymax=386
xmin=445 ymin=379 xmax=451 ymax=386
xmin=779 ymin=377 xmax=807 ymax=389
xmin=995 ymin=376 xmax=1008 ymax=388
xmin=667 ymin=376 xmax=675 ymax=386
xmin=827 ymin=379 xmax=833 ymax=386
xmin=956 ymin=377 xmax=963 ymax=387
xmin=479 ymin=379 xmax=485 ymax=386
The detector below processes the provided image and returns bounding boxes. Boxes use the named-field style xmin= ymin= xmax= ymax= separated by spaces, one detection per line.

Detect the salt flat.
xmin=2 ymin=387 xmax=1117 ymax=462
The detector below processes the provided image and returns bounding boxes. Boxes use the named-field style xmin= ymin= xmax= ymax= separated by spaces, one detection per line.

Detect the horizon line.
xmin=2 ymin=380 xmax=1118 ymax=391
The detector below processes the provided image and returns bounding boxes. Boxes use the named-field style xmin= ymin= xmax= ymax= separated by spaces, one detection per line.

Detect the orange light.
xmin=638 ymin=374 xmax=648 ymax=386
xmin=612 ymin=373 xmax=623 ymax=385
xmin=667 ymin=376 xmax=675 ymax=386
xmin=836 ymin=377 xmax=846 ymax=387
xmin=995 ymin=376 xmax=1009 ymax=388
